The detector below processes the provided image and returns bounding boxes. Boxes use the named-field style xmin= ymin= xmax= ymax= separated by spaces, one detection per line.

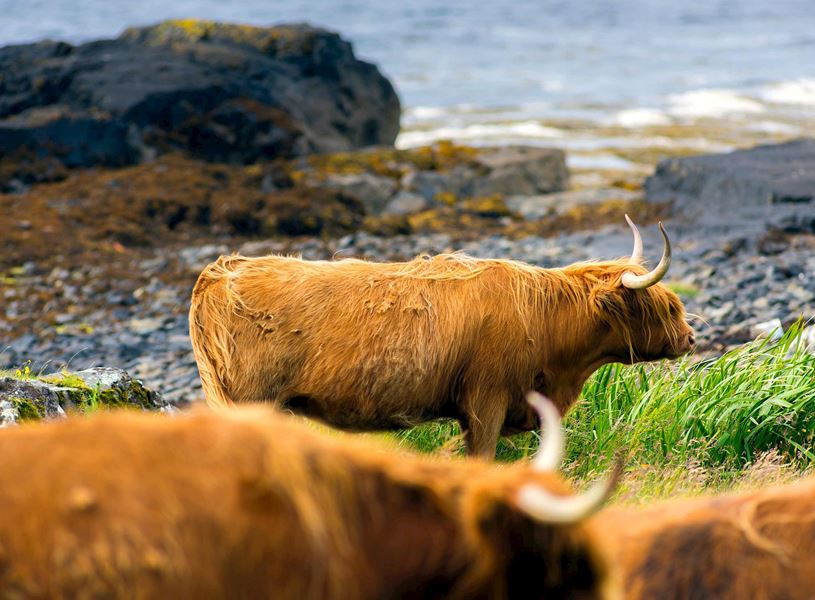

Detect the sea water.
xmin=1 ymin=0 xmax=813 ymax=164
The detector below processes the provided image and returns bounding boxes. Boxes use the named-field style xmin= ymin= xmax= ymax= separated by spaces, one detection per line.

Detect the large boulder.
xmin=645 ymin=139 xmax=815 ymax=233
xmin=0 ymin=20 xmax=400 ymax=168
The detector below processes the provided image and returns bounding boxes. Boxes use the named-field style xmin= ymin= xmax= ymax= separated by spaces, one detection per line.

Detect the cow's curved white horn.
xmin=625 ymin=214 xmax=644 ymax=264
xmin=527 ymin=392 xmax=563 ymax=472
xmin=515 ymin=462 xmax=621 ymax=524
xmin=621 ymin=222 xmax=672 ymax=289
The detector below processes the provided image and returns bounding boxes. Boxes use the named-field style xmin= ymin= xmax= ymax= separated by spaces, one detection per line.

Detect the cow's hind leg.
xmin=460 ymin=389 xmax=509 ymax=459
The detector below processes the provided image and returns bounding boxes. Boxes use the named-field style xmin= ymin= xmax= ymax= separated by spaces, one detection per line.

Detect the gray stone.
xmin=645 ymin=139 xmax=815 ymax=231
xmin=401 ymin=167 xmax=476 ymax=202
xmin=321 ymin=173 xmax=398 ymax=215
xmin=382 ymin=190 xmax=429 ymax=215
xmin=471 ymin=147 xmax=568 ymax=197
xmin=751 ymin=318 xmax=784 ymax=341
xmin=128 ymin=317 xmax=165 ymax=335
xmin=802 ymin=325 xmax=815 ymax=354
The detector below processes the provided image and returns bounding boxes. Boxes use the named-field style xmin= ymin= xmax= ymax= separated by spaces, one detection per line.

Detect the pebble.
xmin=751 ymin=319 xmax=784 ymax=341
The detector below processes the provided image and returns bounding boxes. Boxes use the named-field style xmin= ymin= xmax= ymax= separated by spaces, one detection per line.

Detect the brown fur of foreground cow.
xmin=0 ymin=395 xmax=616 ymax=599
xmin=189 ymin=217 xmax=694 ymax=456
xmin=597 ymin=478 xmax=815 ymax=600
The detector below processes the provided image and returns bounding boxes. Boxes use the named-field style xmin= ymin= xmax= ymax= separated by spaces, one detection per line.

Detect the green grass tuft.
xmin=392 ymin=325 xmax=815 ymax=500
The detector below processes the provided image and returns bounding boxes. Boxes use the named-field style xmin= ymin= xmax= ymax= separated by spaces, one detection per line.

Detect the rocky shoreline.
xmin=1 ymin=20 xmax=813 ymax=411
xmin=3 ymin=206 xmax=813 ymax=407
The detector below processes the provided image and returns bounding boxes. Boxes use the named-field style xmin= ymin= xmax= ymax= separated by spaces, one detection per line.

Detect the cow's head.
xmin=593 ymin=216 xmax=695 ymax=363
xmin=536 ymin=216 xmax=694 ymax=412
xmin=459 ymin=393 xmax=618 ymax=599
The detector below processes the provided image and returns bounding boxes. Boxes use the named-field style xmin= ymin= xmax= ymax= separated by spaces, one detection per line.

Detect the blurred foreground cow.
xmin=0 ymin=394 xmax=617 ymax=599
xmin=598 ymin=478 xmax=815 ymax=599
xmin=190 ymin=216 xmax=694 ymax=456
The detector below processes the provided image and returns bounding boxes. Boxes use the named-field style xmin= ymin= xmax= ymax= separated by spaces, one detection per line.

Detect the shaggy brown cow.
xmin=597 ymin=478 xmax=815 ymax=599
xmin=0 ymin=394 xmax=618 ymax=599
xmin=189 ymin=216 xmax=694 ymax=456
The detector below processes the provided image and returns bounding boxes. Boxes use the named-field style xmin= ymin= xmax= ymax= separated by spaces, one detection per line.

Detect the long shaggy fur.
xmin=596 ymin=478 xmax=815 ymax=599
xmin=189 ymin=252 xmax=693 ymax=455
xmin=0 ymin=407 xmax=613 ymax=599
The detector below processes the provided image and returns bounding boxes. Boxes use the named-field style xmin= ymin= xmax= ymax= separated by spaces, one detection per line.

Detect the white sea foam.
xmin=396 ymin=121 xmax=564 ymax=148
xmin=405 ymin=106 xmax=448 ymax=120
xmin=566 ymin=154 xmax=638 ymax=171
xmin=402 ymin=102 xmax=554 ymax=128
xmin=746 ymin=121 xmax=801 ymax=135
xmin=759 ymin=79 xmax=815 ymax=106
xmin=612 ymin=108 xmax=672 ymax=127
xmin=540 ymin=79 xmax=565 ymax=93
xmin=667 ymin=89 xmax=765 ymax=118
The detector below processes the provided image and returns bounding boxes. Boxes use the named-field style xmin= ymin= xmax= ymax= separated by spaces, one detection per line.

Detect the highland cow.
xmin=189 ymin=216 xmax=694 ymax=456
xmin=597 ymin=477 xmax=815 ymax=599
xmin=0 ymin=394 xmax=617 ymax=599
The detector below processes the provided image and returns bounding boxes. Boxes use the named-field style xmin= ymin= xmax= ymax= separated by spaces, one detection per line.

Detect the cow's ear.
xmin=590 ymin=283 xmax=622 ymax=320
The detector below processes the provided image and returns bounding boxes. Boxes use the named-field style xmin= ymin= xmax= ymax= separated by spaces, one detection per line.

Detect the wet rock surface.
xmin=646 ymin=138 xmax=815 ymax=235
xmin=0 ymin=19 xmax=400 ymax=178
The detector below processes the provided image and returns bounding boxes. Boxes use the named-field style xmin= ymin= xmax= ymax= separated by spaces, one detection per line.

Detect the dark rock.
xmin=0 ymin=106 xmax=139 ymax=168
xmin=721 ymin=237 xmax=749 ymax=258
xmin=0 ymin=20 xmax=400 ymax=170
xmin=645 ymin=139 xmax=815 ymax=231
xmin=757 ymin=230 xmax=791 ymax=256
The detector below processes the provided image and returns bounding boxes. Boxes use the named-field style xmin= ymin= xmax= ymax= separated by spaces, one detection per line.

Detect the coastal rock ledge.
xmin=0 ymin=19 xmax=400 ymax=173
xmin=645 ymin=138 xmax=815 ymax=234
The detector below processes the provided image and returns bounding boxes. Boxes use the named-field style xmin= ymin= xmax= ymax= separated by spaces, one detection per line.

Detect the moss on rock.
xmin=9 ymin=397 xmax=45 ymax=421
xmin=304 ymin=141 xmax=482 ymax=181
xmin=0 ymin=367 xmax=169 ymax=426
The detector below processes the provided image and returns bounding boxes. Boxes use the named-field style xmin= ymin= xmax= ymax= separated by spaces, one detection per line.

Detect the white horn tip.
xmin=526 ymin=392 xmax=564 ymax=473
xmin=516 ymin=458 xmax=623 ymax=524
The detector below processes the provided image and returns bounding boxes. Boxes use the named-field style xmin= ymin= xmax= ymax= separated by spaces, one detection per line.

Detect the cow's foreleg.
xmin=460 ymin=389 xmax=509 ymax=458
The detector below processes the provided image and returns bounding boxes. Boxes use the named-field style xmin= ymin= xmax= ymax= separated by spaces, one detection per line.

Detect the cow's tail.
xmin=189 ymin=256 xmax=242 ymax=410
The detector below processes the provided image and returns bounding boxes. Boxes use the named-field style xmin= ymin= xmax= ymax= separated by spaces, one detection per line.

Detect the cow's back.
xmin=597 ymin=482 xmax=815 ymax=600
xmin=195 ymin=255 xmax=497 ymax=426
xmin=0 ymin=410 xmax=343 ymax=598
